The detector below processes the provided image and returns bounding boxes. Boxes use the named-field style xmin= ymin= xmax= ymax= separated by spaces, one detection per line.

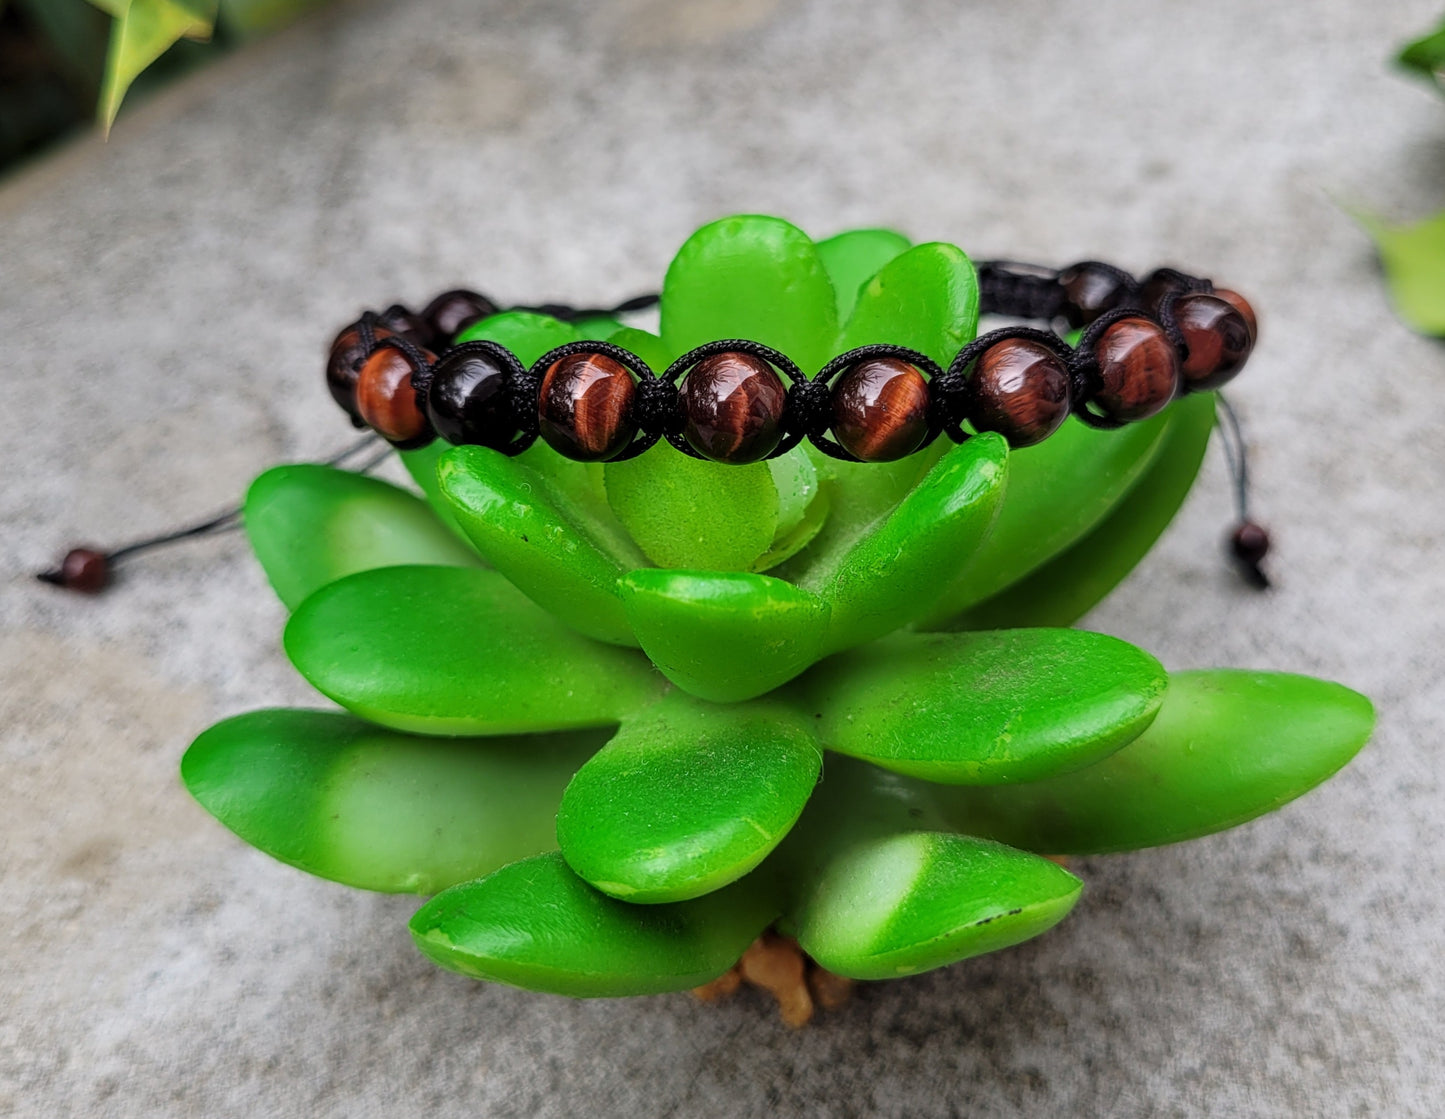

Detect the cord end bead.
xmin=1230 ymin=521 xmax=1271 ymax=589
xmin=37 ymin=548 xmax=110 ymax=593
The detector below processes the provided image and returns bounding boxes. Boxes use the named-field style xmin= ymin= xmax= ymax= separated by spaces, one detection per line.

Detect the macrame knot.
xmin=782 ymin=377 xmax=834 ymax=439
xmin=633 ymin=375 xmax=685 ymax=436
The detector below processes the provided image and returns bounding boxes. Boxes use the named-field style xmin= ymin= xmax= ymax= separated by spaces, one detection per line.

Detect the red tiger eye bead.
xmin=356 ymin=345 xmax=435 ymax=446
xmin=1059 ymin=263 xmax=1127 ymax=328
xmin=966 ymin=339 xmax=1072 ymax=448
xmin=538 ymin=352 xmax=638 ymax=461
xmin=1211 ymin=288 xmax=1258 ymax=342
xmin=1173 ymin=293 xmax=1255 ymax=392
xmin=1092 ymin=317 xmax=1180 ymax=422
xmin=422 ymin=289 xmax=498 ymax=344
xmin=679 ymin=351 xmax=787 ymax=464
xmin=327 ymin=324 xmax=393 ymax=420
xmin=831 ymin=357 xmax=931 ymax=462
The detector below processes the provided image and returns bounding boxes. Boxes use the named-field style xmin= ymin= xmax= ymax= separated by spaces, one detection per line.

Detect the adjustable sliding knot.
xmin=781 ymin=377 xmax=833 ymax=440
xmin=633 ymin=375 xmax=684 ymax=437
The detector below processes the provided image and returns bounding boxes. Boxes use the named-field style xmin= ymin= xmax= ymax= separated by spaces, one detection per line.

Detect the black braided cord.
xmin=340 ymin=263 xmax=1223 ymax=463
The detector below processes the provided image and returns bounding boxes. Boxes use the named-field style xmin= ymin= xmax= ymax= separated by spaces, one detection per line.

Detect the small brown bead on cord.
xmin=830 ymin=357 xmax=931 ymax=462
xmin=327 ymin=324 xmax=394 ymax=421
xmin=1231 ymin=520 xmax=1271 ymax=588
xmin=1059 ymin=263 xmax=1128 ymax=328
xmin=376 ymin=304 xmax=431 ymax=346
xmin=679 ymin=351 xmax=787 ymax=464
xmin=1092 ymin=317 xmax=1181 ymax=422
xmin=36 ymin=548 xmax=110 ymax=593
xmin=538 ymin=351 xmax=638 ymax=461
xmin=966 ymin=338 xmax=1072 ymax=447
xmin=356 ymin=345 xmax=436 ymax=446
xmin=1174 ymin=293 xmax=1255 ymax=392
xmin=422 ymin=289 xmax=498 ymax=345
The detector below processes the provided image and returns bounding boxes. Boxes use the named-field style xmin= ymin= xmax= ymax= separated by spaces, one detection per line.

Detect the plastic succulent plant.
xmin=183 ymin=215 xmax=1374 ymax=1015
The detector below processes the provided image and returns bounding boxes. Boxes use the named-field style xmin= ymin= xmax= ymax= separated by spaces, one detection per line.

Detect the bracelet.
xmin=326 ymin=261 xmax=1256 ymax=466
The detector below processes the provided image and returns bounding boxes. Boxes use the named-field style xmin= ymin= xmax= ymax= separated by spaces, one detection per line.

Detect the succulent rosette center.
xmin=185 ymin=215 xmax=1373 ymax=1002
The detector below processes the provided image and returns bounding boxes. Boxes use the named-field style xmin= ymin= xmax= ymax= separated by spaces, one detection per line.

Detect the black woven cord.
xmin=505 ymin=293 xmax=660 ymax=323
xmin=977 ymin=261 xmax=1068 ymax=321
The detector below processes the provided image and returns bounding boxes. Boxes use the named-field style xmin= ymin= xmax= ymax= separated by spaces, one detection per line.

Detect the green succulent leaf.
xmin=819 ymin=433 xmax=1007 ymax=652
xmin=243 ymin=463 xmax=484 ymax=611
xmin=790 ymin=830 xmax=1081 ymax=981
xmin=182 ymin=709 xmax=605 ymax=894
xmin=836 ymin=241 xmax=981 ymax=368
xmin=937 ymin=669 xmax=1375 ymax=853
xmin=604 ymin=445 xmax=779 ymax=572
xmin=952 ymin=392 xmax=1216 ymax=630
xmin=920 ymin=411 xmax=1174 ymax=626
xmin=1397 ymin=15 xmax=1445 ymax=93
xmin=604 ymin=326 xmax=674 ymax=372
xmin=619 ymin=569 xmax=831 ymax=702
xmin=556 ymin=692 xmax=822 ymax=903
xmin=410 ymin=852 xmax=777 ymax=997
xmin=96 ymin=0 xmax=216 ymax=129
xmin=1356 ymin=209 xmax=1445 ymax=336
xmin=439 ymin=445 xmax=641 ymax=645
xmin=660 ymin=214 xmax=839 ymax=373
xmin=815 ymin=228 xmax=913 ymax=321
xmin=284 ymin=565 xmax=665 ymax=735
xmin=796 ymin=629 xmax=1167 ymax=784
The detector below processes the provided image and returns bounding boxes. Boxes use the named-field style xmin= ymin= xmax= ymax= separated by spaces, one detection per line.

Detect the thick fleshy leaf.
xmin=285 ymin=565 xmax=665 ymax=735
xmin=439 ymin=445 xmax=639 ymax=645
xmin=1357 ymin=209 xmax=1445 ymax=336
xmin=836 ymin=241 xmax=981 ymax=368
xmin=818 ymin=434 xmax=1007 ymax=652
xmin=790 ymin=831 xmax=1081 ymax=981
xmin=455 ymin=309 xmax=580 ymax=358
xmin=410 ymin=853 xmax=777 ymax=997
xmin=244 ymin=463 xmax=483 ymax=611
xmin=919 ymin=411 xmax=1174 ymax=626
xmin=796 ymin=629 xmax=1166 ymax=784
xmin=815 ymin=228 xmax=912 ymax=320
xmin=556 ymin=693 xmax=822 ymax=902
xmin=952 ymin=392 xmax=1216 ymax=630
xmin=604 ymin=444 xmax=779 ymax=572
xmin=98 ymin=0 xmax=216 ymax=129
xmin=182 ymin=709 xmax=605 ymax=893
xmin=620 ymin=569 xmax=831 ymax=701
xmin=1397 ymin=15 xmax=1445 ymax=93
xmin=660 ymin=214 xmax=839 ymax=373
xmin=605 ymin=326 xmax=673 ymax=372
xmin=936 ymin=670 xmax=1375 ymax=853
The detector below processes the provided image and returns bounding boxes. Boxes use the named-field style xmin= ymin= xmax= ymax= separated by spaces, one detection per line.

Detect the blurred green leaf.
xmin=219 ymin=0 xmax=327 ymax=38
xmin=1357 ymin=208 xmax=1445 ymax=336
xmin=1398 ymin=14 xmax=1445 ymax=93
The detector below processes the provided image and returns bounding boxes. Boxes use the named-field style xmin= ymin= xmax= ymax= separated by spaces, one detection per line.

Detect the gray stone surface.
xmin=2 ymin=0 xmax=1443 ymax=1114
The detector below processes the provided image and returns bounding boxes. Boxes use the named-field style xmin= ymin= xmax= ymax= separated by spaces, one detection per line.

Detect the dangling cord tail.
xmin=35 ymin=433 xmax=386 ymax=593
xmin=1215 ymin=393 xmax=1271 ymax=588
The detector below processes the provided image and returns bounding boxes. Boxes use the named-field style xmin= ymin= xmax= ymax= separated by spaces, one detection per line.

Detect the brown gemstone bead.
xmin=327 ymin=324 xmax=394 ymax=420
xmin=422 ymin=289 xmax=498 ymax=344
xmin=1173 ymin=293 xmax=1255 ymax=392
xmin=377 ymin=304 xmax=431 ymax=345
xmin=678 ymin=351 xmax=787 ymax=464
xmin=1092 ymin=317 xmax=1181 ymax=422
xmin=356 ymin=344 xmax=435 ymax=445
xmin=1211 ymin=288 xmax=1257 ymax=341
xmin=1140 ymin=271 xmax=1186 ymax=315
xmin=831 ymin=357 xmax=931 ymax=462
xmin=43 ymin=548 xmax=109 ymax=593
xmin=538 ymin=352 xmax=638 ymax=461
xmin=1059 ymin=263 xmax=1128 ymax=328
xmin=966 ymin=339 xmax=1071 ymax=448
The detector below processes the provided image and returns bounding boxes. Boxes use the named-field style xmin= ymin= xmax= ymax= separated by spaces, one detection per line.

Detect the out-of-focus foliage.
xmin=1397 ymin=13 xmax=1445 ymax=94
xmin=0 ymin=0 xmax=329 ymax=170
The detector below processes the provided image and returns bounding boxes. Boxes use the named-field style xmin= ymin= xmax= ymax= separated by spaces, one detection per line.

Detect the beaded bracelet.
xmin=327 ymin=261 xmax=1257 ymax=466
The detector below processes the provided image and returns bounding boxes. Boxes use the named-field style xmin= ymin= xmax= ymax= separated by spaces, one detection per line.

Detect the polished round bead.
xmin=1212 ymin=288 xmax=1258 ymax=343
xmin=1091 ymin=317 xmax=1181 ymax=422
xmin=326 ymin=323 xmax=393 ymax=420
xmin=422 ymin=289 xmax=498 ymax=344
xmin=1173 ymin=293 xmax=1255 ymax=392
xmin=1231 ymin=520 xmax=1270 ymax=565
xmin=377 ymin=304 xmax=431 ymax=345
xmin=538 ymin=352 xmax=637 ymax=461
xmin=1140 ymin=271 xmax=1186 ymax=315
xmin=425 ymin=349 xmax=515 ymax=448
xmin=830 ymin=357 xmax=931 ymax=462
xmin=57 ymin=548 xmax=110 ymax=593
xmin=356 ymin=345 xmax=435 ymax=446
xmin=966 ymin=339 xmax=1071 ymax=448
xmin=678 ymin=352 xmax=787 ymax=464
xmin=1059 ymin=263 xmax=1128 ymax=328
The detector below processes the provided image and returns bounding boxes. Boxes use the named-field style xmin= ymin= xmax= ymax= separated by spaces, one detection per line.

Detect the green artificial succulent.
xmin=183 ymin=215 xmax=1374 ymax=1002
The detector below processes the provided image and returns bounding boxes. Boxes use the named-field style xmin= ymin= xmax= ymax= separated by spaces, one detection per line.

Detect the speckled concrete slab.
xmin=3 ymin=1 xmax=1443 ymax=1115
